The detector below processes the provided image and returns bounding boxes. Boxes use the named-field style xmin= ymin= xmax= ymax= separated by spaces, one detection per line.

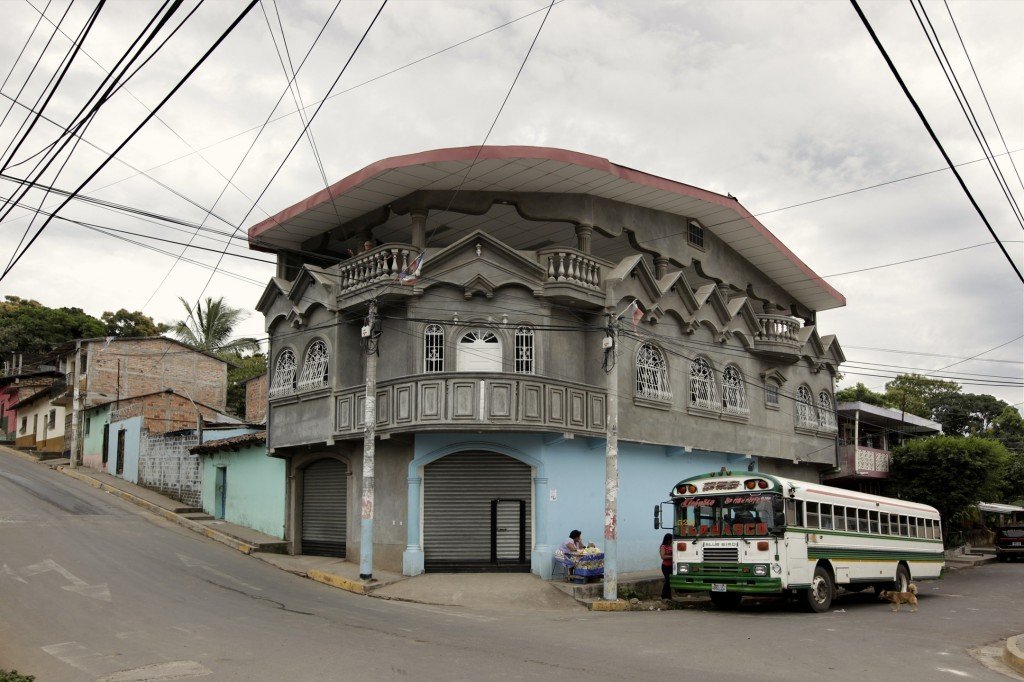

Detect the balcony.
xmin=536 ymin=247 xmax=610 ymax=308
xmin=338 ymin=243 xmax=421 ymax=295
xmin=825 ymin=444 xmax=891 ymax=482
xmin=334 ymin=372 xmax=607 ymax=438
xmin=752 ymin=313 xmax=804 ymax=359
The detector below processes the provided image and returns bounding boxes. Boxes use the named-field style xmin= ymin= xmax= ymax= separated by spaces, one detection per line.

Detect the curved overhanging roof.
xmin=248 ymin=146 xmax=845 ymax=311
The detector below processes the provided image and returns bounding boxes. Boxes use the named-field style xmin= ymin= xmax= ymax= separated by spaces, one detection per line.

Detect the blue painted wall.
xmin=413 ymin=433 xmax=736 ymax=574
xmin=107 ymin=416 xmax=143 ymax=483
xmin=200 ymin=444 xmax=285 ymax=538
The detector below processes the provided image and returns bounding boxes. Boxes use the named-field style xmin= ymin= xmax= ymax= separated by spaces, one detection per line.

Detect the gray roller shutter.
xmin=423 ymin=451 xmax=532 ymax=571
xmin=302 ymin=458 xmax=347 ymax=557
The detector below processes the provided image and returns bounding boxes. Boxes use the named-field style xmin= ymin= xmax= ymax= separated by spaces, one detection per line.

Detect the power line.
xmin=0 ymin=0 xmax=262 ymax=282
xmin=849 ymin=0 xmax=1023 ymax=284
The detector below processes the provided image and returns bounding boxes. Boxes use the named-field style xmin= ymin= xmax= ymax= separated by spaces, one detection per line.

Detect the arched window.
xmin=457 ymin=329 xmax=501 ymax=372
xmin=297 ymin=340 xmax=329 ymax=390
xmin=689 ymin=356 xmax=718 ymax=410
xmin=636 ymin=344 xmax=670 ymax=400
xmin=270 ymin=349 xmax=296 ymax=398
xmin=722 ymin=365 xmax=748 ymax=414
xmin=424 ymin=324 xmax=444 ymax=373
xmin=818 ymin=390 xmax=837 ymax=430
xmin=514 ymin=326 xmax=534 ymax=374
xmin=795 ymin=385 xmax=816 ymax=428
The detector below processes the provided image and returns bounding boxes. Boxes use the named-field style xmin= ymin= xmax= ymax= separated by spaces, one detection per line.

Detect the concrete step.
xmin=179 ymin=512 xmax=214 ymax=521
xmin=172 ymin=506 xmax=204 ymax=515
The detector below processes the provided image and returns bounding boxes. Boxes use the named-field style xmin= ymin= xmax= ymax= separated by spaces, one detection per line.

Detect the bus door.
xmin=783 ymin=498 xmax=811 ymax=586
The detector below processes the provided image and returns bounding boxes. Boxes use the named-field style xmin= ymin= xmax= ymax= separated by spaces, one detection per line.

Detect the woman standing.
xmin=660 ymin=533 xmax=673 ymax=599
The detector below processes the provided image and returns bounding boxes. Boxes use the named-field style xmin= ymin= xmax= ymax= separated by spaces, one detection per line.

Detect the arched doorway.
xmin=423 ymin=451 xmax=532 ymax=572
xmin=301 ymin=458 xmax=347 ymax=557
xmin=457 ymin=330 xmax=501 ymax=372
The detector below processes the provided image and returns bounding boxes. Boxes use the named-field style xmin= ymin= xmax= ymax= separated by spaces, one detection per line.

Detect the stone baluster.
xmin=567 ymin=253 xmax=578 ymax=282
xmin=547 ymin=255 xmax=556 ymax=281
xmin=556 ymin=252 xmax=566 ymax=281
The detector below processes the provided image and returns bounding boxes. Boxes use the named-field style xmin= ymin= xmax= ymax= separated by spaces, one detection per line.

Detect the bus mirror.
xmin=654 ymin=504 xmax=662 ymax=530
xmin=774 ymin=511 xmax=786 ymax=528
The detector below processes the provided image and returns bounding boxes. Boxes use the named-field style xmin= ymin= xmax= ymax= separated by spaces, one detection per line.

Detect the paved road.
xmin=2 ymin=451 xmax=1022 ymax=681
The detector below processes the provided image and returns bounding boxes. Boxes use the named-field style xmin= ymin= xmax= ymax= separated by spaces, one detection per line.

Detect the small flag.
xmin=398 ymin=251 xmax=425 ymax=285
xmin=616 ymin=299 xmax=644 ymax=331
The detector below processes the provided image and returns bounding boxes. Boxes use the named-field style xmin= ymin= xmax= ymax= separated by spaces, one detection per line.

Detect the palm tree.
xmin=173 ymin=296 xmax=259 ymax=356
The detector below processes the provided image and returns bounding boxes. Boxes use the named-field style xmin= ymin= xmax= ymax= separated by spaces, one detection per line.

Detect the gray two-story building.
xmin=250 ymin=146 xmax=845 ymax=578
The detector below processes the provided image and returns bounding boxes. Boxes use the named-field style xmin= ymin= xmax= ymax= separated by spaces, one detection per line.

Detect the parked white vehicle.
xmin=655 ymin=470 xmax=944 ymax=612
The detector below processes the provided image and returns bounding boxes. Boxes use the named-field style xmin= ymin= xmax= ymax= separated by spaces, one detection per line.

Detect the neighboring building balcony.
xmin=333 ymin=372 xmax=608 ymax=438
xmin=752 ymin=313 xmax=804 ymax=358
xmin=338 ymin=243 xmax=421 ymax=294
xmin=825 ymin=443 xmax=891 ymax=481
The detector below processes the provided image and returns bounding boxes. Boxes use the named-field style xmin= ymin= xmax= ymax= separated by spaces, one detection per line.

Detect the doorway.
xmin=214 ymin=466 xmax=227 ymax=520
xmin=116 ymin=430 xmax=126 ymax=475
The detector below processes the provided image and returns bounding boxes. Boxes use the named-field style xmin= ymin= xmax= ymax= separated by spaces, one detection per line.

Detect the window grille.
xmin=689 ymin=356 xmax=718 ymax=410
xmin=817 ymin=390 xmax=837 ymax=430
xmin=765 ymin=381 xmax=780 ymax=406
xmin=514 ymin=326 xmax=534 ymax=374
xmin=687 ymin=221 xmax=705 ymax=248
xmin=636 ymin=344 xmax=671 ymax=400
xmin=722 ymin=365 xmax=748 ymax=414
xmin=297 ymin=340 xmax=329 ymax=390
xmin=795 ymin=385 xmax=817 ymax=428
xmin=270 ymin=349 xmax=296 ymax=398
xmin=424 ymin=324 xmax=444 ymax=372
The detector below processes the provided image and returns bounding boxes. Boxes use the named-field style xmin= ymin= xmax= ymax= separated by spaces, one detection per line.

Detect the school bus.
xmin=655 ymin=470 xmax=944 ymax=612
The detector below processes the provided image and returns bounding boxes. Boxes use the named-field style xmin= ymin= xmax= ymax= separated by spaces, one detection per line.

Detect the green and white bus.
xmin=655 ymin=470 xmax=944 ymax=612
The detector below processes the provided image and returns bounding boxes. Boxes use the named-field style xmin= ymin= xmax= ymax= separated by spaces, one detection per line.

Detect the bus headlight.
xmin=677 ymin=563 xmax=689 ymax=574
xmin=753 ymin=564 xmax=768 ymax=577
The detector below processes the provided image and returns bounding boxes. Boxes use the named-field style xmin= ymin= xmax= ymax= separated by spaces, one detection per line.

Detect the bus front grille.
xmin=702 ymin=546 xmax=739 ymax=563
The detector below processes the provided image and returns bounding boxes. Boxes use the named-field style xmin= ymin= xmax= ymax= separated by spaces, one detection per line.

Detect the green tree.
xmin=930 ymin=392 xmax=1010 ymax=437
xmin=990 ymin=406 xmax=1024 ymax=454
xmin=173 ymin=296 xmax=259 ymax=356
xmin=101 ymin=308 xmax=170 ymax=338
xmin=883 ymin=374 xmax=960 ymax=420
xmin=0 ymin=296 xmax=105 ymax=354
xmin=887 ymin=436 xmax=1010 ymax=539
xmin=835 ymin=382 xmax=886 ymax=406
xmin=1002 ymin=453 xmax=1024 ymax=506
xmin=227 ymin=353 xmax=267 ymax=418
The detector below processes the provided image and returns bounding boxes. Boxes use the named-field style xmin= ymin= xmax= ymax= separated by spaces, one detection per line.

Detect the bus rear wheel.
xmin=709 ymin=592 xmax=742 ymax=609
xmin=894 ymin=564 xmax=910 ymax=592
xmin=803 ymin=565 xmax=834 ymax=613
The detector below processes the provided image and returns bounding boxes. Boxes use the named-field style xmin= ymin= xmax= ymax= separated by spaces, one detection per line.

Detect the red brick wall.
xmin=135 ymin=391 xmax=228 ymax=434
xmin=245 ymin=373 xmax=267 ymax=423
xmin=84 ymin=339 xmax=227 ymax=410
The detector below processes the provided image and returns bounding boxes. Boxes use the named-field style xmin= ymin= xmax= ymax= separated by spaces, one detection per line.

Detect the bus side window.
xmin=820 ymin=504 xmax=834 ymax=530
xmin=785 ymin=499 xmax=801 ymax=526
xmin=834 ymin=505 xmax=844 ymax=530
xmin=807 ymin=502 xmax=819 ymax=528
xmin=909 ymin=517 xmax=918 ymax=538
xmin=858 ymin=508 xmax=868 ymax=533
xmin=880 ymin=513 xmax=889 ymax=535
xmin=936 ymin=519 xmax=942 ymax=542
xmin=869 ymin=510 xmax=879 ymax=534
xmin=924 ymin=519 xmax=933 ymax=539
xmin=899 ymin=515 xmax=908 ymax=536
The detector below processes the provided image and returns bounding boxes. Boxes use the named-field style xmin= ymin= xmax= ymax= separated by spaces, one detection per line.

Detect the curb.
xmin=55 ymin=466 xmax=254 ymax=555
xmin=1005 ymin=634 xmax=1024 ymax=677
xmin=588 ymin=599 xmax=630 ymax=612
xmin=307 ymin=569 xmax=376 ymax=595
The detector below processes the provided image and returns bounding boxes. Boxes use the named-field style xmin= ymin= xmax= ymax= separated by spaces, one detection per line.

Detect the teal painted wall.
xmin=201 ymin=445 xmax=285 ymax=539
xmin=82 ymin=405 xmax=111 ymax=470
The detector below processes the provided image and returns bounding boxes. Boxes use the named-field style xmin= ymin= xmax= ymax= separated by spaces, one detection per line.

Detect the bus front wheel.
xmin=803 ymin=565 xmax=834 ymax=613
xmin=709 ymin=592 xmax=742 ymax=609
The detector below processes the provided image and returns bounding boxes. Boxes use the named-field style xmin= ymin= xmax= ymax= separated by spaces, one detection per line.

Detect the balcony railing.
xmin=536 ymin=247 xmax=606 ymax=289
xmin=338 ymin=243 xmax=420 ymax=293
xmin=755 ymin=314 xmax=801 ymax=343
xmin=334 ymin=372 xmax=607 ymax=437
xmin=829 ymin=443 xmax=891 ymax=479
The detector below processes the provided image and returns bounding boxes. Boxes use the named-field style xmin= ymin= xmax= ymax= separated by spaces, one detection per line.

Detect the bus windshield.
xmin=673 ymin=492 xmax=784 ymax=538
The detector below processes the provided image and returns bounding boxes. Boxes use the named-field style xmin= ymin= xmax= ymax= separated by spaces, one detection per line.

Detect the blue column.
xmin=402 ymin=475 xmax=424 ymax=575
xmin=531 ymin=476 xmax=553 ymax=578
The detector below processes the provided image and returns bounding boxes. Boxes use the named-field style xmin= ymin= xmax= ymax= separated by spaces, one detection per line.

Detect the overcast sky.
xmin=0 ymin=0 xmax=1021 ymax=408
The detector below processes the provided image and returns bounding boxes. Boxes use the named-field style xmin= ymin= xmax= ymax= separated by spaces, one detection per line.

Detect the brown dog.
xmin=878 ymin=583 xmax=918 ymax=612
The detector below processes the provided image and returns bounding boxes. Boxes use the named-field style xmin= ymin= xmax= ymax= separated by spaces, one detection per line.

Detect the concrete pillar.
xmin=654 ymin=256 xmax=669 ymax=279
xmin=575 ymin=224 xmax=593 ymax=253
xmin=410 ymin=209 xmax=427 ymax=249
xmin=403 ymin=474 xmax=424 ymax=575
xmin=531 ymin=475 xmax=553 ymax=579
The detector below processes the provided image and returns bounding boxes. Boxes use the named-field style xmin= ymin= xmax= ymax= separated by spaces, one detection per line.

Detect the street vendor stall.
xmin=554 ymin=546 xmax=604 ymax=582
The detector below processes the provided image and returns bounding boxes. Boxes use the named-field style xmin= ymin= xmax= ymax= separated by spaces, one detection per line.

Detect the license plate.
xmin=1013 ymin=542 xmax=1022 ymax=547
xmin=711 ymin=583 xmax=727 ymax=592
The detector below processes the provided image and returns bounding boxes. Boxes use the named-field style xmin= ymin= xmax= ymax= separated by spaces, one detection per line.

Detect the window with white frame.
xmin=722 ymin=365 xmax=748 ymax=414
xmin=689 ymin=356 xmax=718 ymax=410
xmin=765 ymin=380 xmax=780 ymax=407
xmin=636 ymin=343 xmax=671 ymax=400
xmin=795 ymin=385 xmax=817 ymax=429
xmin=514 ymin=326 xmax=534 ymax=374
xmin=269 ymin=349 xmax=296 ymax=398
xmin=297 ymin=340 xmax=329 ymax=390
xmin=818 ymin=390 xmax=837 ymax=430
xmin=424 ymin=324 xmax=444 ymax=372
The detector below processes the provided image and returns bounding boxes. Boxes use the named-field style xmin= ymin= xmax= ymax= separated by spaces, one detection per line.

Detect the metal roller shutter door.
xmin=423 ymin=451 xmax=532 ymax=571
xmin=302 ymin=458 xmax=347 ymax=557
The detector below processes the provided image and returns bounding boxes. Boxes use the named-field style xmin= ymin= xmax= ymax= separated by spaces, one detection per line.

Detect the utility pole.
xmin=69 ymin=341 xmax=82 ymax=469
xmin=359 ymin=300 xmax=379 ymax=580
xmin=602 ymin=313 xmax=619 ymax=601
